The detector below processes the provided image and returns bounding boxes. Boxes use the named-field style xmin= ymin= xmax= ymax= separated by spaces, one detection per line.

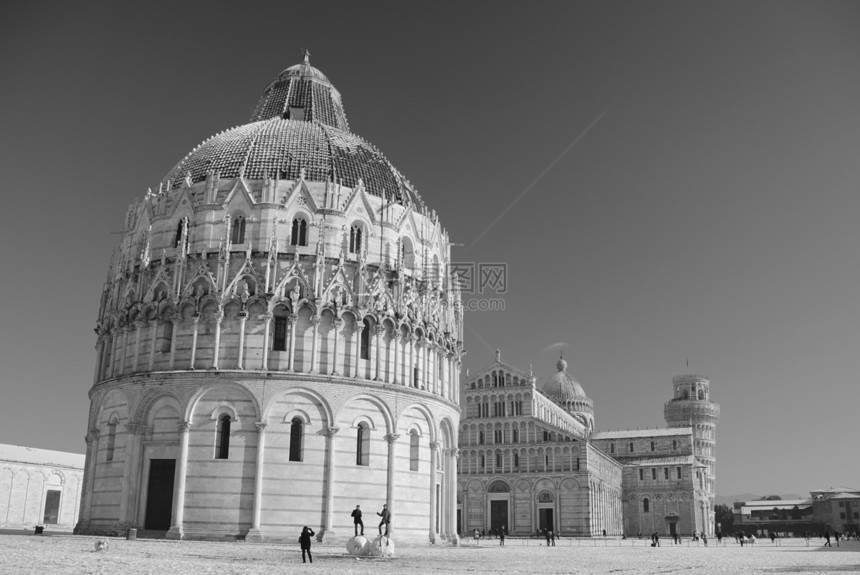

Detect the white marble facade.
xmin=459 ymin=354 xmax=719 ymax=537
xmin=0 ymin=444 xmax=84 ymax=531
xmin=76 ymin=55 xmax=464 ymax=543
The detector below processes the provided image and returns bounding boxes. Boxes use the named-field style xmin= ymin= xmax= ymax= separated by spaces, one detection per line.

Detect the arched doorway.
xmin=487 ymin=480 xmax=510 ymax=535
xmin=537 ymin=491 xmax=555 ymax=533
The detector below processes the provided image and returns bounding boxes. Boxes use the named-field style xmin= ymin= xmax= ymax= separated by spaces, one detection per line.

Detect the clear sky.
xmin=1 ymin=1 xmax=858 ymax=497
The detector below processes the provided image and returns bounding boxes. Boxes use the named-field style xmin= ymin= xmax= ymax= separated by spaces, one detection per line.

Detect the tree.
xmin=714 ymin=503 xmax=734 ymax=533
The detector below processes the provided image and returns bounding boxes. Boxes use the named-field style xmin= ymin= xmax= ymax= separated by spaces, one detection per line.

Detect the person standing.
xmin=377 ymin=504 xmax=391 ymax=536
xmin=550 ymin=530 xmax=556 ymax=546
xmin=499 ymin=525 xmax=506 ymax=546
xmin=299 ymin=526 xmax=315 ymax=563
xmin=351 ymin=505 xmax=364 ymax=536
xmin=544 ymin=528 xmax=551 ymax=546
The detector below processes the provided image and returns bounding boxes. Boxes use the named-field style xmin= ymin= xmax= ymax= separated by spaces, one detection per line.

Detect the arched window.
xmin=513 ymin=452 xmax=519 ymax=467
xmin=174 ymin=219 xmax=185 ymax=247
xmin=672 ymin=440 xmax=677 ymax=451
xmin=289 ymin=418 xmax=303 ymax=462
xmin=161 ymin=320 xmax=173 ymax=353
xmin=231 ymin=215 xmax=246 ymax=244
xmin=698 ymin=389 xmax=704 ymax=400
xmin=106 ymin=421 xmax=117 ymax=462
xmin=643 ymin=497 xmax=650 ymax=513
xmin=216 ymin=414 xmax=231 ymax=459
xmin=291 ymin=217 xmax=308 ymax=246
xmin=409 ymin=431 xmax=419 ymax=471
xmin=356 ymin=422 xmax=370 ymax=466
xmin=349 ymin=224 xmax=363 ymax=254
xmin=273 ymin=308 xmax=288 ymax=352
xmin=360 ymin=318 xmax=371 ymax=360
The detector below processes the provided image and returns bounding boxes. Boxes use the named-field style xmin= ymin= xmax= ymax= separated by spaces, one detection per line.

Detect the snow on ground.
xmin=1 ymin=534 xmax=857 ymax=575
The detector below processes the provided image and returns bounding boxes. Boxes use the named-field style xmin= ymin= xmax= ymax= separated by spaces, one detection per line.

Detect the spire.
xmin=556 ymin=353 xmax=567 ymax=372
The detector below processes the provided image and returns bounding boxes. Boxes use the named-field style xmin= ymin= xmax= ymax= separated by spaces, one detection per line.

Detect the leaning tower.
xmin=664 ymin=374 xmax=720 ymax=532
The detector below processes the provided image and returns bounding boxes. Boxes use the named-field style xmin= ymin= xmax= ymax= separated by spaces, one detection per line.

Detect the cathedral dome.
xmin=542 ymin=355 xmax=588 ymax=402
xmin=161 ymin=52 xmax=425 ymax=209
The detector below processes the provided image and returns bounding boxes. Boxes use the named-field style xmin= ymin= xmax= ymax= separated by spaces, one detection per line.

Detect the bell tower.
xmin=664 ymin=374 xmax=720 ymax=532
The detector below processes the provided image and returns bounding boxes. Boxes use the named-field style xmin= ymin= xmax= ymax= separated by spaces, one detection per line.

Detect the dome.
xmin=542 ymin=357 xmax=589 ymax=402
xmin=162 ymin=53 xmax=425 ymax=209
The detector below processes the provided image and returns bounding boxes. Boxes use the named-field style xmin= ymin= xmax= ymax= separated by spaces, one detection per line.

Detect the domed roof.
xmin=542 ymin=355 xmax=589 ymax=402
xmin=161 ymin=53 xmax=425 ymax=209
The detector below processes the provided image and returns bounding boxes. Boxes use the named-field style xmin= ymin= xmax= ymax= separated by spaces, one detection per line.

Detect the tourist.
xmin=298 ymin=526 xmax=315 ymax=564
xmin=500 ymin=525 xmax=506 ymax=546
xmin=544 ymin=528 xmax=551 ymax=546
xmin=834 ymin=531 xmax=840 ymax=547
xmin=377 ymin=504 xmax=391 ymax=536
xmin=474 ymin=528 xmax=480 ymax=543
xmin=824 ymin=530 xmax=831 ymax=547
xmin=716 ymin=530 xmax=722 ymax=544
xmin=769 ymin=532 xmax=776 ymax=544
xmin=550 ymin=530 xmax=556 ymax=546
xmin=351 ymin=505 xmax=364 ymax=536
xmin=702 ymin=532 xmax=708 ymax=547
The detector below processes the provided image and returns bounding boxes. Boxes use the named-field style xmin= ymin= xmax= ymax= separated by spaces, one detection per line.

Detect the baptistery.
xmin=76 ymin=53 xmax=464 ymax=543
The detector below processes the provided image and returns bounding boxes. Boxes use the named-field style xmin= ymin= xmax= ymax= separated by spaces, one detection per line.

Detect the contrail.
xmin=467 ymin=108 xmax=609 ymax=250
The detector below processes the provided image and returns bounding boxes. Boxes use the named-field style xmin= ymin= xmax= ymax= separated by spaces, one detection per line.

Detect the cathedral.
xmin=458 ymin=352 xmax=719 ymax=537
xmin=75 ymin=53 xmax=464 ymax=543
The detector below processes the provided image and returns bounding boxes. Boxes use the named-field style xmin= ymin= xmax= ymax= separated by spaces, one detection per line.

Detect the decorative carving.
xmin=384 ymin=433 xmax=400 ymax=444
xmin=177 ymin=420 xmax=192 ymax=433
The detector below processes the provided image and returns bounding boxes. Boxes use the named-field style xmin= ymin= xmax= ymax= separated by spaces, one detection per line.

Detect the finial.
xmin=303 ymin=49 xmax=311 ymax=64
xmin=529 ymin=363 xmax=533 ymax=378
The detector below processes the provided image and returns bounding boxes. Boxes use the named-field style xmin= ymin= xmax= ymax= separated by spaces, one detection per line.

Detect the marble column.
xmin=331 ymin=318 xmax=342 ymax=375
xmin=211 ymin=310 xmax=224 ymax=369
xmin=119 ymin=326 xmax=131 ymax=375
xmin=108 ymin=330 xmax=119 ymax=378
xmin=287 ymin=315 xmax=297 ymax=371
xmin=309 ymin=316 xmax=320 ymax=373
xmin=384 ymin=433 xmax=400 ymax=536
xmin=246 ymin=422 xmax=267 ymax=542
xmin=353 ymin=321 xmax=361 ymax=378
xmin=132 ymin=321 xmax=145 ymax=372
xmin=408 ymin=335 xmax=416 ymax=386
xmin=429 ymin=442 xmax=439 ymax=542
xmin=93 ymin=338 xmax=104 ymax=384
xmin=448 ymin=448 xmax=461 ymax=543
xmin=147 ymin=321 xmax=158 ymax=371
xmin=320 ymin=427 xmax=340 ymax=541
xmin=74 ymin=429 xmax=99 ymax=532
xmin=261 ymin=313 xmax=272 ymax=371
xmin=189 ymin=314 xmax=200 ymax=370
xmin=373 ymin=324 xmax=384 ymax=381
xmin=118 ymin=423 xmax=145 ymax=527
xmin=166 ymin=420 xmax=192 ymax=540
xmin=168 ymin=316 xmax=180 ymax=370
xmin=392 ymin=328 xmax=400 ymax=384
xmin=236 ymin=311 xmax=247 ymax=369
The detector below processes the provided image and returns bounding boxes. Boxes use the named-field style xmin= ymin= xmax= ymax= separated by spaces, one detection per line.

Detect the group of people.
xmin=297 ymin=503 xmax=393 ymax=564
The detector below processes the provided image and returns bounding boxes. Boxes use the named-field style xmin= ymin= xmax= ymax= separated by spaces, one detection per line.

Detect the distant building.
xmin=458 ymin=352 xmax=719 ymax=537
xmin=732 ymin=498 xmax=816 ymax=536
xmin=0 ymin=444 xmax=84 ymax=530
xmin=811 ymin=487 xmax=860 ymax=533
xmin=732 ymin=487 xmax=860 ymax=536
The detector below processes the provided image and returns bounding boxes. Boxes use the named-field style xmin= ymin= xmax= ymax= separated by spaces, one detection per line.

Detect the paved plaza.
xmin=1 ymin=534 xmax=857 ymax=574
